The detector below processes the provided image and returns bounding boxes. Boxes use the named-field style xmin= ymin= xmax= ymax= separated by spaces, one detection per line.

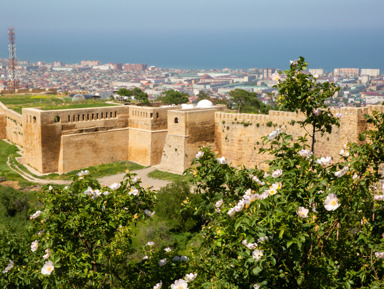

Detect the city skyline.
xmin=1 ymin=0 xmax=384 ymax=69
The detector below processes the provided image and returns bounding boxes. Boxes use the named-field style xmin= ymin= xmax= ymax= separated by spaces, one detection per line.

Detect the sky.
xmin=1 ymin=0 xmax=384 ymax=69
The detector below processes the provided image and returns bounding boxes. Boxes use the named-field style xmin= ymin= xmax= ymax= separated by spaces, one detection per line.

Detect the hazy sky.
xmin=1 ymin=0 xmax=384 ymax=68
xmin=3 ymin=0 xmax=384 ymax=32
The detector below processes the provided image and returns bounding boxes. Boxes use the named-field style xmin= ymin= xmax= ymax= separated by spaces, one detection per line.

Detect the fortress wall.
xmin=128 ymin=106 xmax=177 ymax=131
xmin=5 ymin=108 xmax=23 ymax=146
xmin=215 ymin=106 xmax=384 ymax=169
xmin=59 ymin=128 xmax=129 ymax=174
xmin=0 ymin=102 xmax=7 ymax=139
xmin=23 ymin=108 xmax=44 ymax=172
xmin=158 ymin=107 xmax=224 ymax=174
xmin=23 ymin=106 xmax=130 ymax=173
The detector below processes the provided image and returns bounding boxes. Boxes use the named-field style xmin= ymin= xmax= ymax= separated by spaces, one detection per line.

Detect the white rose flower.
xmin=172 ymin=256 xmax=181 ymax=261
xmin=339 ymin=149 xmax=349 ymax=157
xmin=297 ymin=207 xmax=309 ymax=218
xmin=164 ymin=247 xmax=172 ymax=253
xmin=271 ymin=72 xmax=280 ymax=82
xmin=324 ymin=193 xmax=341 ymax=211
xmin=334 ymin=166 xmax=348 ymax=178
xmin=316 ymin=156 xmax=332 ymax=166
xmin=129 ymin=187 xmax=139 ymax=196
xmin=215 ymin=199 xmax=223 ymax=208
xmin=268 ymin=128 xmax=280 ymax=140
xmin=153 ymin=281 xmax=162 ymax=289
xmin=159 ymin=258 xmax=167 ymax=266
xmin=375 ymin=252 xmax=384 ymax=259
xmin=43 ymin=248 xmax=51 ymax=260
xmin=31 ymin=240 xmax=39 ymax=252
xmin=132 ymin=176 xmax=141 ymax=184
xmin=146 ymin=241 xmax=155 ymax=246
xmin=145 ymin=209 xmax=155 ymax=217
xmin=108 ymin=183 xmax=121 ymax=190
xmin=252 ymin=249 xmax=263 ymax=261
xmin=48 ymin=186 xmax=53 ymax=191
xmin=41 ymin=260 xmax=54 ymax=275
xmin=227 ymin=207 xmax=236 ymax=217
xmin=143 ymin=255 xmax=149 ymax=260
xmin=335 ymin=112 xmax=343 ymax=119
xmin=2 ymin=260 xmax=14 ymax=274
xmin=171 ymin=279 xmax=188 ymax=289
xmin=185 ymin=272 xmax=197 ymax=282
xmin=30 ymin=210 xmax=42 ymax=219
xmin=217 ymin=156 xmax=229 ymax=165
xmin=272 ymin=169 xmax=282 ymax=178
xmin=180 ymin=256 xmax=189 ymax=261
xmin=76 ymin=170 xmax=89 ymax=177
xmin=195 ymin=151 xmax=204 ymax=159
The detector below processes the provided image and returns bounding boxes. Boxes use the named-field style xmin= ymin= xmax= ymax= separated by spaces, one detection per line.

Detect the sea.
xmin=1 ymin=28 xmax=384 ymax=72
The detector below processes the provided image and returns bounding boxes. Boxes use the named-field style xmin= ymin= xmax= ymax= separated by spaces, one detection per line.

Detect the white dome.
xmin=72 ymin=94 xmax=85 ymax=102
xmin=196 ymin=99 xmax=213 ymax=108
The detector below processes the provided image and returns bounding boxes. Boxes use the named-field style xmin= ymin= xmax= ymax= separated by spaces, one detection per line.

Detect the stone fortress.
xmin=0 ymin=99 xmax=383 ymax=175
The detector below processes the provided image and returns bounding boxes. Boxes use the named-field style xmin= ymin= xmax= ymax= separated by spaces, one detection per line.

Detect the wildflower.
xmin=268 ymin=128 xmax=280 ymax=140
xmin=185 ymin=272 xmax=197 ymax=282
xmin=252 ymin=175 xmax=265 ymax=185
xmin=215 ymin=199 xmax=223 ymax=208
xmin=145 ymin=209 xmax=155 ymax=217
xmin=143 ymin=255 xmax=149 ymax=260
xmin=132 ymin=176 xmax=140 ymax=184
xmin=313 ymin=74 xmax=319 ymax=79
xmin=340 ymin=149 xmax=349 ymax=157
xmin=2 ymin=260 xmax=14 ymax=274
xmin=334 ymin=166 xmax=348 ymax=178
xmin=313 ymin=108 xmax=321 ymax=116
xmin=180 ymin=256 xmax=189 ymax=261
xmin=48 ymin=186 xmax=53 ymax=191
xmin=227 ymin=207 xmax=236 ymax=217
xmin=297 ymin=207 xmax=309 ymax=218
xmin=272 ymin=169 xmax=282 ymax=178
xmin=335 ymin=112 xmax=343 ymax=119
xmin=258 ymin=236 xmax=269 ymax=243
xmin=159 ymin=258 xmax=167 ymax=266
xmin=41 ymin=260 xmax=54 ymax=275
xmin=164 ymin=247 xmax=172 ymax=253
xmin=76 ymin=170 xmax=89 ymax=177
xmin=31 ymin=240 xmax=39 ymax=252
xmin=316 ymin=156 xmax=332 ymax=166
xmin=195 ymin=151 xmax=204 ymax=159
xmin=324 ymin=193 xmax=340 ymax=211
xmin=234 ymin=200 xmax=245 ymax=212
xmin=290 ymin=59 xmax=298 ymax=65
xmin=103 ymin=191 xmax=110 ymax=196
xmin=43 ymin=248 xmax=51 ymax=260
xmin=108 ymin=183 xmax=121 ymax=190
xmin=299 ymin=149 xmax=313 ymax=158
xmin=217 ymin=156 xmax=229 ymax=165
xmin=242 ymin=239 xmax=257 ymax=250
xmin=153 ymin=281 xmax=162 ymax=289
xmin=352 ymin=174 xmax=358 ymax=180
xmin=146 ymin=241 xmax=155 ymax=246
xmin=171 ymin=279 xmax=188 ymax=289
xmin=30 ymin=210 xmax=42 ymax=219
xmin=271 ymin=72 xmax=280 ymax=82
xmin=252 ymin=249 xmax=263 ymax=261
xmin=129 ymin=187 xmax=139 ymax=196
xmin=375 ymin=252 xmax=384 ymax=259
xmin=172 ymin=256 xmax=181 ymax=261
xmin=374 ymin=194 xmax=384 ymax=201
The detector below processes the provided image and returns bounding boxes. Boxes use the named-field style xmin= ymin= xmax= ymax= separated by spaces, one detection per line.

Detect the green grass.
xmin=0 ymin=140 xmax=24 ymax=182
xmin=42 ymin=161 xmax=145 ymax=180
xmin=0 ymin=94 xmax=119 ymax=114
xmin=147 ymin=169 xmax=190 ymax=183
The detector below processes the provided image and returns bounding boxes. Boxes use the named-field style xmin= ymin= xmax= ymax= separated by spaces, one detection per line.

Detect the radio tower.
xmin=8 ymin=27 xmax=18 ymax=91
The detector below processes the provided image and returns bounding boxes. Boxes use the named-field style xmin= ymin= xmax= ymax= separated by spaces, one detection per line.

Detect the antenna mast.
xmin=8 ymin=27 xmax=18 ymax=91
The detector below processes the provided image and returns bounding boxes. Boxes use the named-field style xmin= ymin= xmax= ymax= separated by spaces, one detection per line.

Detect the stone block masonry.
xmin=0 ymin=100 xmax=383 ymax=175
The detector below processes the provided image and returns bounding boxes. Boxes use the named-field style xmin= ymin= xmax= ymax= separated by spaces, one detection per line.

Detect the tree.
xmin=186 ymin=57 xmax=384 ymax=288
xmin=116 ymin=88 xmax=149 ymax=104
xmin=229 ymin=88 xmax=269 ymax=114
xmin=196 ymin=90 xmax=210 ymax=102
xmin=158 ymin=89 xmax=189 ymax=105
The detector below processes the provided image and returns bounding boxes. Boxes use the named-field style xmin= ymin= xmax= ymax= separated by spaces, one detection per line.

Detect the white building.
xmin=360 ymin=69 xmax=380 ymax=77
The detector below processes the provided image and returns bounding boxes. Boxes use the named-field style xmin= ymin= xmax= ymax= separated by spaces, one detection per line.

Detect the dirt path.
xmin=98 ymin=167 xmax=170 ymax=191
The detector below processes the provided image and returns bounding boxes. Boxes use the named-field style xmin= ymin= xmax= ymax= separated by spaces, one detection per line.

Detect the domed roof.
xmin=196 ymin=99 xmax=213 ymax=108
xmin=72 ymin=94 xmax=86 ymax=102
